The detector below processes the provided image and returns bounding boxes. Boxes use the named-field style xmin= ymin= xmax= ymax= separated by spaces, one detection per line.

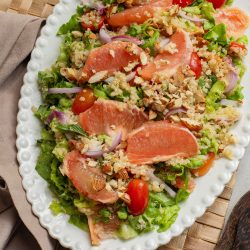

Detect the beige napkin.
xmin=0 ymin=12 xmax=61 ymax=250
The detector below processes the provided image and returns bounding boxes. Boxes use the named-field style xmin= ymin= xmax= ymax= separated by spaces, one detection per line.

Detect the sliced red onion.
xmin=179 ymin=11 xmax=206 ymax=23
xmin=85 ymin=150 xmax=104 ymax=158
xmin=108 ymin=131 xmax=122 ymax=152
xmin=84 ymin=131 xmax=122 ymax=158
xmin=99 ymin=26 xmax=112 ymax=44
xmin=112 ymin=35 xmax=144 ymax=45
xmin=224 ymin=58 xmax=239 ymax=94
xmin=82 ymin=0 xmax=106 ymax=14
xmin=48 ymin=87 xmax=83 ymax=94
xmin=147 ymin=170 xmax=176 ymax=198
xmin=126 ymin=71 xmax=136 ymax=82
xmin=220 ymin=99 xmax=239 ymax=107
xmin=104 ymin=76 xmax=115 ymax=83
xmin=165 ymin=107 xmax=187 ymax=119
xmin=46 ymin=110 xmax=67 ymax=124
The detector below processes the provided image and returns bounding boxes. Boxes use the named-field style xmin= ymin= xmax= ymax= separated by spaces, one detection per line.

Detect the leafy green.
xmin=103 ymin=0 xmax=117 ymax=5
xmin=204 ymin=24 xmax=228 ymax=46
xmin=233 ymin=57 xmax=246 ymax=78
xmin=57 ymin=14 xmax=81 ymax=35
xmin=206 ymin=80 xmax=226 ymax=112
xmin=227 ymin=85 xmax=244 ymax=101
xmin=200 ymin=1 xmax=215 ymax=30
xmin=127 ymin=23 xmax=160 ymax=54
xmin=56 ymin=124 xmax=88 ymax=137
xmin=35 ymin=129 xmax=56 ymax=181
xmin=199 ymin=130 xmax=219 ymax=155
xmin=117 ymin=223 xmax=138 ymax=240
xmin=183 ymin=6 xmax=201 ymax=15
xmin=52 ymin=138 xmax=69 ymax=161
xmin=225 ymin=0 xmax=234 ymax=6
xmin=117 ymin=207 xmax=128 ymax=220
xmin=127 ymin=192 xmax=179 ymax=233
xmin=175 ymin=189 xmax=190 ymax=203
xmin=34 ymin=105 xmax=51 ymax=121
xmin=236 ymin=35 xmax=249 ymax=46
xmin=97 ymin=209 xmax=112 ymax=223
xmin=69 ymin=214 xmax=88 ymax=231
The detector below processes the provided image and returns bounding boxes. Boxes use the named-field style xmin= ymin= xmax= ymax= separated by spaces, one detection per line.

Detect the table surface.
xmin=0 ymin=0 xmax=239 ymax=249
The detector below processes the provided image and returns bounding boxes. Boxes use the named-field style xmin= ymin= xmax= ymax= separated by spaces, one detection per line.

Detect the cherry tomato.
xmin=81 ymin=11 xmax=105 ymax=31
xmin=191 ymin=152 xmax=215 ymax=177
xmin=175 ymin=177 xmax=195 ymax=191
xmin=72 ymin=88 xmax=96 ymax=115
xmin=126 ymin=179 xmax=149 ymax=216
xmin=189 ymin=52 xmax=202 ymax=79
xmin=229 ymin=41 xmax=246 ymax=51
xmin=173 ymin=0 xmax=193 ymax=7
xmin=207 ymin=0 xmax=226 ymax=9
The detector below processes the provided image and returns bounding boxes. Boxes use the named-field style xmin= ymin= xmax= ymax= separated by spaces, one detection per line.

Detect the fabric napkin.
xmin=0 ymin=12 xmax=60 ymax=250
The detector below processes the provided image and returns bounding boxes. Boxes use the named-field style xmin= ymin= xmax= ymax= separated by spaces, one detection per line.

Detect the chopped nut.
xmin=181 ymin=118 xmax=203 ymax=131
xmin=149 ymin=110 xmax=157 ymax=120
xmin=115 ymin=169 xmax=129 ymax=180
xmin=118 ymin=192 xmax=131 ymax=204
xmin=102 ymin=164 xmax=113 ymax=175
xmin=140 ymin=52 xmax=148 ymax=65
xmin=60 ymin=68 xmax=79 ymax=82
xmin=88 ymin=70 xmax=108 ymax=83
xmin=91 ymin=176 xmax=106 ymax=192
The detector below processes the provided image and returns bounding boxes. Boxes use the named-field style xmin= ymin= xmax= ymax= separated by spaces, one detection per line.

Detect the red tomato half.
xmin=173 ymin=0 xmax=193 ymax=7
xmin=126 ymin=179 xmax=149 ymax=216
xmin=189 ymin=52 xmax=202 ymax=79
xmin=81 ymin=11 xmax=104 ymax=31
xmin=207 ymin=0 xmax=226 ymax=9
xmin=72 ymin=88 xmax=96 ymax=115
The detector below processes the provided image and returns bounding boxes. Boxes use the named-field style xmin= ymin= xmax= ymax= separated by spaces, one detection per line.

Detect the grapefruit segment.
xmin=215 ymin=7 xmax=249 ymax=38
xmin=80 ymin=41 xmax=145 ymax=82
xmin=63 ymin=150 xmax=118 ymax=203
xmin=139 ymin=30 xmax=193 ymax=80
xmin=107 ymin=0 xmax=173 ymax=27
xmin=127 ymin=121 xmax=199 ymax=164
xmin=79 ymin=100 xmax=148 ymax=139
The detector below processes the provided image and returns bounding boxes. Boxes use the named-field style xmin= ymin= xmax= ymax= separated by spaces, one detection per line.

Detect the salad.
xmin=34 ymin=0 xmax=249 ymax=246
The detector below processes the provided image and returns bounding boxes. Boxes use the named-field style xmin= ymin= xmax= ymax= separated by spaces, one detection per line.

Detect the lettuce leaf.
xmin=204 ymin=24 xmax=228 ymax=46
xmin=205 ymin=80 xmax=226 ymax=112
xmin=56 ymin=124 xmax=88 ymax=137
xmin=127 ymin=192 xmax=179 ymax=234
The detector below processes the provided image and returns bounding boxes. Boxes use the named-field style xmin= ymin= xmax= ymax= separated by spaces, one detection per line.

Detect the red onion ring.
xmin=99 ymin=26 xmax=112 ymax=44
xmin=147 ymin=170 xmax=176 ymax=197
xmin=224 ymin=58 xmax=239 ymax=94
xmin=112 ymin=35 xmax=144 ymax=45
xmin=220 ymin=99 xmax=239 ymax=107
xmin=179 ymin=11 xmax=206 ymax=23
xmin=165 ymin=107 xmax=187 ymax=119
xmin=84 ymin=131 xmax=122 ymax=158
xmin=48 ymin=87 xmax=83 ymax=94
xmin=82 ymin=0 xmax=106 ymax=14
xmin=46 ymin=110 xmax=67 ymax=124
xmin=126 ymin=71 xmax=136 ymax=82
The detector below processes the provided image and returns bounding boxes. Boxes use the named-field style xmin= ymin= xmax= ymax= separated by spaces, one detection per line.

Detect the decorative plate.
xmin=16 ymin=0 xmax=250 ymax=249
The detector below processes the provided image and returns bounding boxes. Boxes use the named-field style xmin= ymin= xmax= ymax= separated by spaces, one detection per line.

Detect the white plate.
xmin=16 ymin=0 xmax=250 ymax=249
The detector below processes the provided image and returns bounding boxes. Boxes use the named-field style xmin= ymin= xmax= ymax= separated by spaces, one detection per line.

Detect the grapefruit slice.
xmin=63 ymin=150 xmax=118 ymax=203
xmin=127 ymin=121 xmax=199 ymax=164
xmin=107 ymin=0 xmax=173 ymax=27
xmin=139 ymin=29 xmax=193 ymax=80
xmin=79 ymin=100 xmax=148 ymax=139
xmin=80 ymin=41 xmax=145 ymax=82
xmin=215 ymin=7 xmax=249 ymax=38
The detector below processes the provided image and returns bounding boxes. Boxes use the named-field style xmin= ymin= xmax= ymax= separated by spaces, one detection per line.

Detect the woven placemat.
xmin=0 ymin=1 xmax=236 ymax=249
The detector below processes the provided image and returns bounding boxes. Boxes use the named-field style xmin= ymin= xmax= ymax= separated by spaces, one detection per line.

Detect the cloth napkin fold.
xmin=0 ymin=12 xmax=59 ymax=250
